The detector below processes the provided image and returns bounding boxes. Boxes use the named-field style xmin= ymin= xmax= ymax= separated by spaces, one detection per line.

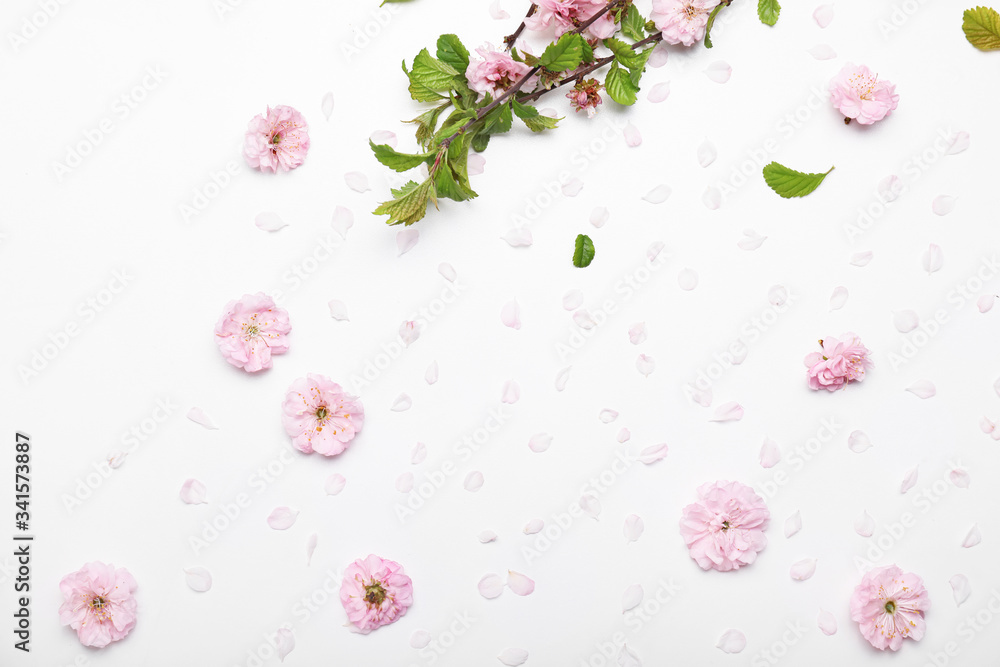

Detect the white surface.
xmin=3 ymin=0 xmax=1000 ymax=665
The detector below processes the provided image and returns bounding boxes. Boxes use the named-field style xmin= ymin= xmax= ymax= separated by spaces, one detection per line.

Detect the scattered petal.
xmin=945 ymin=131 xmax=970 ymax=155
xmin=390 ymin=393 xmax=412 ymax=411
xmin=478 ymin=573 xmax=504 ymax=599
xmin=184 ymin=567 xmax=213 ymax=592
xmin=697 ymin=139 xmax=717 ymax=167
xmin=647 ymin=241 xmax=665 ymax=262
xmin=906 ymin=380 xmax=936 ymax=399
xmin=923 ymin=244 xmax=944 ymax=274
xmin=501 ymin=380 xmax=521 ymax=404
xmin=638 ymin=443 xmax=668 ymax=464
xmin=855 ymin=511 xmax=875 ymax=537
xmin=464 ymin=471 xmax=485 ymax=492
xmin=331 ymin=205 xmax=354 ymax=238
xmin=790 ymin=558 xmax=817 ymax=581
xmin=738 ymin=229 xmax=767 ymax=251
xmin=498 ymin=648 xmax=529 ymax=666
xmin=618 ymin=643 xmax=642 ymax=667
xmin=255 ymin=211 xmax=287 ymax=232
xmin=617 ymin=428 xmax=631 ymax=443
xmin=848 ymin=430 xmax=873 ymax=453
xmin=648 ymin=41 xmax=669 ymax=67
xmin=479 ymin=530 xmax=498 ymax=544
xmin=878 ymin=175 xmax=904 ymax=202
xmin=321 ymin=92 xmax=335 ymax=121
xmin=411 ymin=442 xmax=427 ymax=465
xmin=850 ymin=251 xmax=874 ymax=267
xmin=678 ymin=269 xmax=698 ymax=291
xmin=642 ymin=184 xmax=672 ymax=204
xmin=410 ymin=630 xmax=432 ymax=649
xmin=624 ymin=515 xmax=645 ymax=543
xmin=328 ymin=300 xmax=349 ymax=321
xmin=636 ymin=354 xmax=656 ymax=377
xmin=590 ymin=206 xmax=609 ymax=228
xmin=900 ymin=466 xmax=919 ymax=494
xmin=573 ymin=310 xmax=597 ymax=329
xmin=437 ymin=263 xmax=457 ymax=283
xmin=187 ymin=407 xmax=218 ymax=430
xmin=425 ymin=360 xmax=439 ymax=385
xmin=562 ymin=178 xmax=584 ymax=197
xmin=395 ymin=472 xmax=414 ymax=493
xmin=784 ymin=511 xmax=803 ymax=538
xmin=179 ymin=479 xmax=207 ymax=505
xmin=501 ymin=300 xmax=521 ymax=329
xmin=768 ymin=285 xmax=789 ymax=306
xmin=624 ymin=123 xmax=642 ymax=147
xmin=932 ymin=196 xmax=956 ymax=216
xmin=324 ymin=474 xmax=346 ymax=496
xmin=702 ymin=186 xmax=722 ymax=210
xmin=808 ymin=44 xmax=837 ymax=59
xmin=688 ymin=385 xmax=712 ymax=407
xmin=563 ymin=289 xmax=584 ymax=310
xmin=950 ymin=574 xmax=971 ymax=607
xmin=629 ymin=322 xmax=647 ymax=344
xmin=977 ymin=294 xmax=995 ymax=313
xmin=276 ymin=627 xmax=295 ymax=662
xmin=813 ymin=4 xmax=834 ymax=27
xmin=369 ymin=130 xmax=397 ymax=148
xmin=962 ymin=525 xmax=981 ymax=548
xmin=817 ymin=609 xmax=838 ymax=635
xmin=829 ymin=286 xmax=849 ymax=311
xmin=528 ymin=433 xmax=552 ymax=453
xmin=717 ymin=629 xmax=746 ymax=654
xmin=579 ymin=494 xmax=602 ymax=520
xmin=107 ymin=451 xmax=127 ymax=469
xmin=305 ymin=533 xmax=318 ymax=566
xmin=502 ymin=227 xmax=534 ymax=247
xmin=622 ymin=584 xmax=644 ymax=612
xmin=647 ymin=81 xmax=671 ymax=102
xmin=523 ymin=518 xmax=544 ymax=535
xmin=893 ymin=310 xmax=919 ymax=333
xmin=555 ymin=366 xmax=571 ymax=391
xmin=600 ymin=409 xmax=619 ymax=423
xmin=759 ymin=437 xmax=781 ymax=468
xmin=710 ymin=402 xmax=744 ymax=422
xmin=397 ymin=228 xmax=419 ymax=256
xmin=950 ymin=468 xmax=971 ymax=488
xmin=489 ymin=0 xmax=509 ymax=19
xmin=344 ymin=172 xmax=370 ymax=193
xmin=507 ymin=570 xmax=535 ymax=596
xmin=703 ymin=61 xmax=732 ymax=83
xmin=267 ymin=507 xmax=298 ymax=530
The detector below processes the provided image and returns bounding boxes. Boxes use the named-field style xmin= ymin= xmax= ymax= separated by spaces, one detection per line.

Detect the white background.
xmin=3 ymin=0 xmax=1000 ymax=665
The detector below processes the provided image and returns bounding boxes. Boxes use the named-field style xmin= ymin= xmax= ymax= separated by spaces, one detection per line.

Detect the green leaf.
xmin=572 ymin=234 xmax=596 ymax=268
xmin=407 ymin=49 xmax=460 ymax=101
xmin=604 ymin=38 xmax=652 ymax=70
xmin=604 ymin=62 xmax=639 ymax=106
xmin=370 ymin=141 xmax=434 ymax=172
xmin=482 ymin=103 xmax=513 ymax=135
xmin=511 ymin=101 xmax=561 ymax=132
xmin=436 ymin=34 xmax=470 ymax=71
xmin=373 ymin=179 xmax=436 ymax=226
xmin=539 ymin=33 xmax=586 ymax=72
xmin=471 ymin=132 xmax=490 ymax=152
xmin=432 ymin=109 xmax=475 ymax=145
xmin=704 ymin=3 xmax=727 ymax=48
xmin=762 ymin=162 xmax=835 ymax=198
xmin=621 ymin=4 xmax=647 ymax=42
xmin=963 ymin=6 xmax=1000 ymax=50
xmin=404 ymin=103 xmax=450 ymax=148
xmin=435 ymin=160 xmax=477 ymax=202
xmin=757 ymin=0 xmax=781 ymax=25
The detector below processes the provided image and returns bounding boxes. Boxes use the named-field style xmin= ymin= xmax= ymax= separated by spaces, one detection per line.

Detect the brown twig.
xmin=503 ymin=3 xmax=538 ymax=51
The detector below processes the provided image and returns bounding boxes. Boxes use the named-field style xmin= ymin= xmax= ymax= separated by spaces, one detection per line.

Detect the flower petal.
xmin=893 ymin=310 xmax=919 ymax=333
xmin=330 ymin=205 xmax=354 ymax=238
xmin=906 ymin=380 xmax=936 ymax=399
xmin=507 ymin=570 xmax=535 ymax=596
xmin=600 ymin=409 xmax=619 ymax=423
xmin=702 ymin=186 xmax=722 ymax=210
xmin=555 ymin=366 xmax=572 ymax=391
xmin=923 ymin=244 xmax=944 ymax=274
xmin=977 ymin=294 xmax=995 ymax=313
xmin=498 ymin=648 xmax=529 ymax=666
xmin=425 ymin=360 xmax=439 ymax=385
xmin=464 ymin=471 xmax=484 ymax=492
xmin=623 ymin=123 xmax=642 ymax=147
xmin=580 ymin=494 xmax=601 ymax=519
xmin=563 ymin=290 xmax=584 ymax=311
xmin=848 ymin=430 xmax=873 ymax=453
xmin=321 ymin=92 xmax=334 ymax=121
xmin=468 ymin=153 xmax=486 ymax=175
xmin=255 ymin=211 xmax=287 ymax=232
xmin=900 ymin=466 xmax=919 ymax=493
xmin=854 ymin=511 xmax=875 ymax=537
xmin=324 ymin=473 xmax=346 ymax=496
xmin=618 ymin=643 xmax=642 ymax=666
xmin=502 ymin=228 xmax=534 ymax=247
xmin=622 ymin=584 xmax=643 ymax=612
xmin=184 ymin=567 xmax=212 ymax=592
xmin=478 ymin=573 xmax=504 ymax=599
xmin=759 ymin=437 xmax=781 ymax=468
xmin=710 ymin=402 xmax=744 ymax=422
xmin=717 ymin=629 xmax=746 ymax=653
xmin=817 ymin=609 xmax=838 ymax=635
xmin=636 ymin=354 xmax=655 ymax=377
xmin=829 ymin=286 xmax=849 ymax=311
xmin=784 ymin=511 xmax=802 ymax=538
xmin=501 ymin=380 xmax=521 ymax=404
xmin=179 ymin=479 xmax=207 ymax=505
xmin=187 ymin=407 xmax=218 ymax=430
xmin=638 ymin=443 xmax=668 ymax=465
xmin=878 ymin=175 xmax=904 ymax=202
xmin=344 ymin=172 xmax=370 ymax=193
xmin=267 ymin=506 xmax=298 ymax=530
xmin=647 ymin=81 xmax=671 ymax=103
xmin=328 ymin=299 xmax=349 ymax=321
xmin=697 ymin=139 xmax=717 ymax=167
xmin=617 ymin=428 xmax=631 ymax=443
xmin=624 ymin=514 xmax=644 ymax=543
xmin=396 ymin=228 xmax=419 ymax=256
xmin=808 ymin=44 xmax=836 ymax=59
xmin=642 ymin=184 xmax=671 ymax=204
xmin=590 ymin=206 xmax=610 ymax=228
xmin=523 ymin=519 xmax=544 ymax=535
xmin=562 ymin=178 xmax=583 ymax=197
xmin=396 ymin=473 xmax=414 ymax=493
xmin=962 ymin=524 xmax=981 ymax=548
xmin=790 ymin=558 xmax=817 ymax=581
xmin=276 ymin=627 xmax=295 ymax=662
xmin=678 ymin=269 xmax=699 ymax=291
xmin=813 ymin=4 xmax=834 ymax=27
xmin=949 ymin=468 xmax=971 ymax=488
xmin=932 ymin=196 xmax=956 ymax=216
xmin=305 ymin=533 xmax=317 ymax=566
xmin=850 ymin=251 xmax=874 ymax=267
xmin=479 ymin=530 xmax=498 ymax=544
xmin=768 ymin=285 xmax=789 ymax=306
xmin=501 ymin=300 xmax=521 ymax=329
xmin=629 ymin=322 xmax=647 ymax=344
xmin=945 ymin=131 xmax=970 ymax=155
xmin=738 ymin=229 xmax=767 ymax=251
xmin=703 ymin=61 xmax=732 ymax=83
xmin=528 ymin=433 xmax=552 ymax=453
xmin=391 ymin=393 xmax=412 ymax=411
xmin=411 ymin=630 xmax=432 ymax=648
xmin=950 ymin=574 xmax=972 ymax=607
xmin=411 ymin=442 xmax=427 ymax=465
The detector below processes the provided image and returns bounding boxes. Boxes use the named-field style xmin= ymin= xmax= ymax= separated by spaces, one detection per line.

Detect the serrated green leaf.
xmin=704 ymin=3 xmax=727 ymax=48
xmin=407 ymin=49 xmax=460 ymax=101
xmin=581 ymin=39 xmax=594 ymax=64
xmin=757 ymin=0 xmax=781 ymax=25
xmin=621 ymin=4 xmax=647 ymax=41
xmin=374 ymin=178 xmax=436 ymax=226
xmin=436 ymin=34 xmax=470 ymax=71
xmin=963 ymin=6 xmax=1000 ymax=50
xmin=370 ymin=141 xmax=434 ymax=172
xmin=482 ymin=103 xmax=513 ymax=135
xmin=433 ymin=109 xmax=476 ymax=145
xmin=605 ymin=62 xmax=638 ymax=105
xmin=471 ymin=132 xmax=490 ymax=152
xmin=604 ymin=38 xmax=653 ymax=71
xmin=435 ymin=161 xmax=478 ymax=202
xmin=539 ymin=33 xmax=586 ymax=72
xmin=762 ymin=162 xmax=834 ymax=198
xmin=572 ymin=234 xmax=596 ymax=268
xmin=404 ymin=103 xmax=449 ymax=149
xmin=512 ymin=100 xmax=560 ymax=132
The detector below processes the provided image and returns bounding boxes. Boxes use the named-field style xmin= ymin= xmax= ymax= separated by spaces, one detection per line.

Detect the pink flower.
xmin=340 ymin=554 xmax=414 ymax=634
xmin=58 ymin=562 xmax=138 ymax=648
xmin=243 ymin=105 xmax=310 ymax=173
xmin=567 ymin=78 xmax=604 ymax=117
xmin=804 ymin=332 xmax=873 ymax=391
xmin=651 ymin=0 xmax=722 ymax=46
xmin=214 ymin=292 xmax=291 ymax=373
xmin=850 ymin=565 xmax=929 ymax=651
xmin=679 ymin=480 xmax=770 ymax=572
xmin=829 ymin=64 xmax=899 ymax=125
xmin=465 ymin=44 xmax=534 ymax=101
xmin=524 ymin=0 xmax=617 ymax=40
xmin=282 ymin=374 xmax=364 ymax=456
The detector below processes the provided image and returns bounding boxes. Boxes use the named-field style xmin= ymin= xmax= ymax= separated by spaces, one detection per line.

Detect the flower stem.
xmin=503 ymin=3 xmax=538 ymax=51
